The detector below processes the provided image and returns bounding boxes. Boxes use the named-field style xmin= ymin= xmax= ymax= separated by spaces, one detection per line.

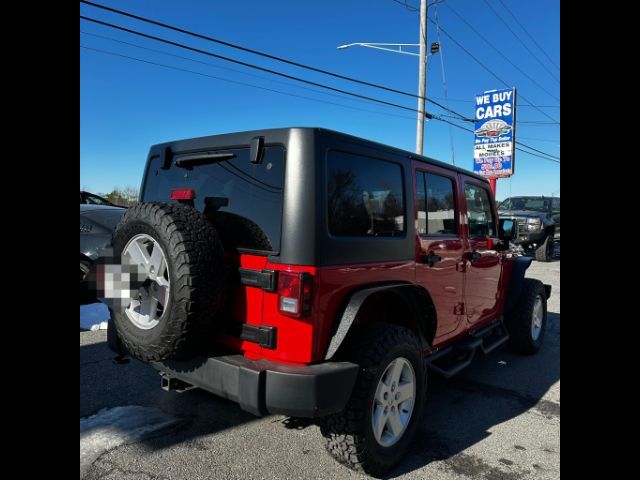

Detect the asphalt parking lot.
xmin=80 ymin=257 xmax=559 ymax=480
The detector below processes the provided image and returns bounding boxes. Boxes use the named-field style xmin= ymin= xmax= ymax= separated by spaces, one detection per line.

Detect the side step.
xmin=426 ymin=320 xmax=510 ymax=379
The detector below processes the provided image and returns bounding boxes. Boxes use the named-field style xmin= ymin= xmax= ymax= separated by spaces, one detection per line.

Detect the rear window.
xmin=142 ymin=146 xmax=285 ymax=254
xmin=326 ymin=150 xmax=405 ymax=237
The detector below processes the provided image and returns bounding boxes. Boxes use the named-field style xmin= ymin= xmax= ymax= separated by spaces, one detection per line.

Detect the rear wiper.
xmin=174 ymin=152 xmax=236 ymax=169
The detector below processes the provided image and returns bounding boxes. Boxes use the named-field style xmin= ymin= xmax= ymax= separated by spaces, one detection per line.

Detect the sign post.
xmin=473 ymin=87 xmax=517 ymax=195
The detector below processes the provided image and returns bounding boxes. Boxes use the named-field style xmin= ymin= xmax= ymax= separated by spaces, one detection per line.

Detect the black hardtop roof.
xmin=155 ymin=127 xmax=488 ymax=183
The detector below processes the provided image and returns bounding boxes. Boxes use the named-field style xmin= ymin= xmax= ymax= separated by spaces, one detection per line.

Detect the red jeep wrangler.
xmin=106 ymin=128 xmax=551 ymax=476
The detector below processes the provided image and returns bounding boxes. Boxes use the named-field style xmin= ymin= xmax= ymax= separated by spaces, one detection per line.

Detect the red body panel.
xmin=459 ymin=176 xmax=504 ymax=330
xmin=216 ymin=170 xmax=513 ymax=366
xmin=218 ymin=253 xmax=268 ymax=357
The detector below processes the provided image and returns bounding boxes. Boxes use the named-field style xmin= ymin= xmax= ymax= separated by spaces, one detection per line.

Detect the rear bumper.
xmin=106 ymin=320 xmax=358 ymax=417
xmin=151 ymin=355 xmax=358 ymax=418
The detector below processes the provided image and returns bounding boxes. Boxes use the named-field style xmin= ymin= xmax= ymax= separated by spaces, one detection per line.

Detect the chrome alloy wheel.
xmin=371 ymin=357 xmax=416 ymax=447
xmin=531 ymin=294 xmax=544 ymax=341
xmin=122 ymin=234 xmax=170 ymax=330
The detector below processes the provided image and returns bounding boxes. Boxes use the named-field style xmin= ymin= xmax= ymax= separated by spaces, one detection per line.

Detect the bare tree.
xmin=105 ymin=186 xmax=140 ymax=207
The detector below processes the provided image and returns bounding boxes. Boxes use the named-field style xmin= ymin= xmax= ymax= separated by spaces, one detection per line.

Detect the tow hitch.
xmin=160 ymin=373 xmax=196 ymax=393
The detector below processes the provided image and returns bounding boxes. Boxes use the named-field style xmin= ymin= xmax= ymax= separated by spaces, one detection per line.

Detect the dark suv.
xmin=103 ymin=128 xmax=551 ymax=476
xmin=498 ymin=196 xmax=560 ymax=262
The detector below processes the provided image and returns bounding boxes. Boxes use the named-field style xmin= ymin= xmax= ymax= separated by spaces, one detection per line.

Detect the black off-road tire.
xmin=505 ymin=278 xmax=547 ymax=355
xmin=111 ymin=202 xmax=226 ymax=362
xmin=320 ymin=323 xmax=426 ymax=477
xmin=534 ymin=234 xmax=553 ymax=262
xmin=80 ymin=258 xmax=95 ymax=305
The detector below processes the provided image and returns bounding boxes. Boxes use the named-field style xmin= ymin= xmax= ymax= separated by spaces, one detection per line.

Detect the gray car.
xmin=80 ymin=204 xmax=126 ymax=303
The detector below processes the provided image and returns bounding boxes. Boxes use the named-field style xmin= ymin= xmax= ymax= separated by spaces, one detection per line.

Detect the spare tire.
xmin=111 ymin=202 xmax=226 ymax=362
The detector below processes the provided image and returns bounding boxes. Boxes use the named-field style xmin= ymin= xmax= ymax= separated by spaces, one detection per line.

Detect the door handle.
xmin=421 ymin=252 xmax=443 ymax=266
xmin=467 ymin=250 xmax=482 ymax=261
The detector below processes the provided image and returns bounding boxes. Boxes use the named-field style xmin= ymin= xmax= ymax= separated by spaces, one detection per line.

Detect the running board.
xmin=426 ymin=320 xmax=510 ymax=378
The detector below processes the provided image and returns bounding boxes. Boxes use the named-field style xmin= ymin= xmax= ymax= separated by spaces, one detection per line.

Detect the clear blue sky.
xmin=80 ymin=0 xmax=559 ymax=200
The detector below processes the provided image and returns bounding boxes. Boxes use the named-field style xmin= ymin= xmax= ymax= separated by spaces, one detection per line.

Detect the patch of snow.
xmin=89 ymin=321 xmax=109 ymax=331
xmin=80 ymin=303 xmax=110 ymax=331
xmin=80 ymin=405 xmax=181 ymax=478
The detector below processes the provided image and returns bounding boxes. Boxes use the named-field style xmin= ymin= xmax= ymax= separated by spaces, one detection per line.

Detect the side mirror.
xmin=498 ymin=218 xmax=517 ymax=245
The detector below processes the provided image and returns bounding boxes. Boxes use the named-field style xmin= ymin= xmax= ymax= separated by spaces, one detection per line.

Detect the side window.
xmin=416 ymin=171 xmax=457 ymax=236
xmin=552 ymin=198 xmax=560 ymax=212
xmin=464 ymin=183 xmax=496 ymax=237
xmin=425 ymin=173 xmax=456 ymax=235
xmin=327 ymin=150 xmax=405 ymax=237
xmin=416 ymin=172 xmax=426 ymax=235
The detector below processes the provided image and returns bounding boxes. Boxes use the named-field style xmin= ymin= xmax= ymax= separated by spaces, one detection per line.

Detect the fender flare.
xmin=504 ymin=256 xmax=533 ymax=313
xmin=324 ymin=283 xmax=433 ymax=360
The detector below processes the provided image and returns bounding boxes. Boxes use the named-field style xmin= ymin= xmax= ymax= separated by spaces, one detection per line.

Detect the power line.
xmin=496 ymin=0 xmax=560 ymax=72
xmin=79 ymin=45 xmax=421 ymax=123
xmin=80 ymin=0 xmax=463 ymax=118
xmin=426 ymin=17 xmax=559 ymax=124
xmin=517 ymin=137 xmax=560 ymax=144
xmin=430 ymin=97 xmax=560 ymax=108
xmin=434 ymin=5 xmax=456 ymax=165
xmin=81 ymin=44 xmax=559 ymax=165
xmin=80 ymin=30 xmax=405 ymax=110
xmin=80 ymin=15 xmax=427 ymax=116
xmin=79 ymin=7 xmax=560 ymax=164
xmin=82 ymin=1 xmax=559 ymax=127
xmin=392 ymin=0 xmax=419 ymax=12
xmin=481 ymin=0 xmax=559 ymax=84
xmin=433 ymin=115 xmax=559 ymax=161
xmin=444 ymin=2 xmax=559 ymax=102
xmin=388 ymin=1 xmax=561 ymax=121
xmin=426 ymin=115 xmax=559 ymax=163
xmin=432 ymin=114 xmax=558 ymax=126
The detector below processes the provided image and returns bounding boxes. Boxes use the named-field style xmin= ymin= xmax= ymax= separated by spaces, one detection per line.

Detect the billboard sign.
xmin=473 ymin=87 xmax=516 ymax=179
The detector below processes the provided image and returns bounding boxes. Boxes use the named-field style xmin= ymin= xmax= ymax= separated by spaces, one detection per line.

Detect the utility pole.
xmin=415 ymin=0 xmax=428 ymax=155
xmin=337 ymin=0 xmax=441 ymax=155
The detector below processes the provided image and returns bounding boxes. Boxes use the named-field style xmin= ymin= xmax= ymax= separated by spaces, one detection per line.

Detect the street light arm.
xmin=337 ymin=42 xmax=421 ymax=57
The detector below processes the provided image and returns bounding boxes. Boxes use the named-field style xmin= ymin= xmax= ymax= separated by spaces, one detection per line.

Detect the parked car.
xmin=80 ymin=190 xmax=116 ymax=206
xmin=105 ymin=128 xmax=551 ymax=476
xmin=80 ymin=204 xmax=126 ymax=304
xmin=498 ymin=196 xmax=560 ymax=262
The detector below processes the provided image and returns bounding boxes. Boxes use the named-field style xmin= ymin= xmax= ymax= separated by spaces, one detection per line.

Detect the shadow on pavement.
xmin=80 ymin=340 xmax=260 ymax=442
xmin=80 ymin=310 xmax=559 ymax=478
xmin=386 ymin=310 xmax=560 ymax=478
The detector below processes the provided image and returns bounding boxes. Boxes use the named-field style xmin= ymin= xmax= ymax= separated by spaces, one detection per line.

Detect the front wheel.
xmin=535 ymin=234 xmax=554 ymax=262
xmin=505 ymin=278 xmax=547 ymax=354
xmin=320 ymin=324 xmax=426 ymax=477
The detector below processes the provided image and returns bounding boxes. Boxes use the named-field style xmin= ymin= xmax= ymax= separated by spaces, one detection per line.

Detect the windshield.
xmin=499 ymin=197 xmax=550 ymax=212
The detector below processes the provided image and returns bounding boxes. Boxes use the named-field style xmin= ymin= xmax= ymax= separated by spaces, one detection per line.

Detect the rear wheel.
xmin=111 ymin=202 xmax=226 ymax=362
xmin=321 ymin=324 xmax=426 ymax=477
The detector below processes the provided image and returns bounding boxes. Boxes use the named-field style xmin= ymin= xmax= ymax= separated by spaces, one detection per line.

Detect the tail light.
xmin=277 ymin=271 xmax=313 ymax=318
xmin=170 ymin=188 xmax=195 ymax=200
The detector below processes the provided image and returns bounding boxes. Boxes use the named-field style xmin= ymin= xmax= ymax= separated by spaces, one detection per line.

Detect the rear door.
xmin=462 ymin=180 xmax=502 ymax=325
xmin=413 ymin=161 xmax=465 ymax=339
xmin=141 ymin=145 xmax=287 ymax=356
